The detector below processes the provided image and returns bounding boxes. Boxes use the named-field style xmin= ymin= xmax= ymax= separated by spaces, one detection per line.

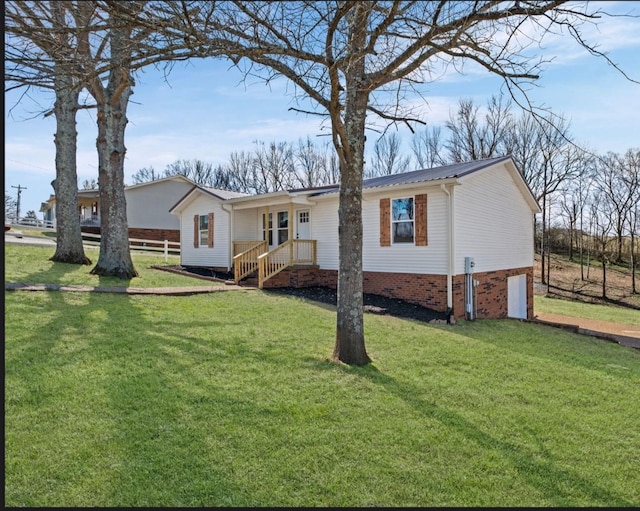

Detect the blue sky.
xmin=5 ymin=1 xmax=640 ymax=218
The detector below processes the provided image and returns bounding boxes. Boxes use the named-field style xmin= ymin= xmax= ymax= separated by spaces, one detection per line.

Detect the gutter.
xmin=440 ymin=183 xmax=455 ymax=311
xmin=221 ymin=202 xmax=233 ymax=271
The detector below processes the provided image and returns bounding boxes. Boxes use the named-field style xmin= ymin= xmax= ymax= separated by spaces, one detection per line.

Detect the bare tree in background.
xmin=171 ymin=0 xmax=638 ymax=365
xmin=5 ymin=0 xmax=98 ymax=265
xmin=295 ymin=137 xmax=338 ymax=188
xmin=367 ymin=132 xmax=412 ymax=177
xmin=621 ymin=149 xmax=640 ymax=293
xmin=253 ymin=141 xmax=297 ymax=193
xmin=445 ymin=95 xmax=513 ymax=162
xmin=82 ymin=179 xmax=98 ymax=190
xmin=164 ymin=159 xmax=215 ymax=185
xmin=5 ymin=193 xmax=18 ymax=222
xmin=7 ymin=0 xmax=218 ymax=278
xmin=597 ymin=150 xmax=639 ymax=264
xmin=410 ymin=126 xmax=446 ymax=169
xmin=570 ymin=156 xmax=596 ymax=281
xmin=590 ymin=191 xmax=614 ymax=300
xmin=131 ymin=166 xmax=161 ymax=184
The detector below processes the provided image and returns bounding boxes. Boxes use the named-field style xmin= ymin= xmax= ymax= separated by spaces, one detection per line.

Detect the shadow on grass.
xmin=302 ymin=356 xmax=633 ymax=507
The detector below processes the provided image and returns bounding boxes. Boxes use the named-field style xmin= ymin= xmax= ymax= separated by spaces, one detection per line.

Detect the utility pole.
xmin=11 ymin=184 xmax=27 ymax=220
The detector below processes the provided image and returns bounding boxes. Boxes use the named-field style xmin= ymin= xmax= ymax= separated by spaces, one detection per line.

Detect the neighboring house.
xmin=42 ymin=175 xmax=198 ymax=242
xmin=169 ymin=155 xmax=541 ymax=320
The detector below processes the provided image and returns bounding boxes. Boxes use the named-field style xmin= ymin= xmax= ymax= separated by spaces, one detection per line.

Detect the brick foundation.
xmin=258 ymin=265 xmax=534 ymax=320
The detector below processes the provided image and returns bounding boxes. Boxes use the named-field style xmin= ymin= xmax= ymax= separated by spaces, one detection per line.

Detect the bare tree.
xmin=5 ymin=192 xmax=18 ymax=222
xmin=253 ymin=140 xmax=297 ymax=193
xmin=81 ymin=179 xmax=98 ymax=190
xmin=367 ymin=132 xmax=412 ymax=177
xmin=7 ymin=0 xmax=219 ymax=278
xmin=410 ymin=126 xmax=446 ymax=169
xmin=226 ymin=150 xmax=258 ymax=193
xmin=630 ymin=203 xmax=639 ymax=295
xmin=596 ymin=150 xmax=639 ymax=264
xmin=164 ymin=1 xmax=638 ymax=364
xmin=130 ymin=166 xmax=161 ymax=184
xmin=621 ymin=149 xmax=640 ymax=293
xmin=445 ymin=95 xmax=513 ymax=162
xmin=5 ymin=0 xmax=97 ymax=265
xmin=164 ymin=158 xmax=215 ymax=185
xmin=294 ymin=137 xmax=337 ymax=188
xmin=590 ymin=192 xmax=614 ymax=300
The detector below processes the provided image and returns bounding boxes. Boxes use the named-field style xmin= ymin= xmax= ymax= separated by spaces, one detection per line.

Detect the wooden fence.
xmin=80 ymin=232 xmax=180 ymax=261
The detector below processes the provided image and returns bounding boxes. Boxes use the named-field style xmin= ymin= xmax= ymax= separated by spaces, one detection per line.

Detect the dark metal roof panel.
xmin=308 ymin=155 xmax=511 ymax=196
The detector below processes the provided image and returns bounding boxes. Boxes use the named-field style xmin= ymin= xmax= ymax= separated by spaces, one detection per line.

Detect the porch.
xmin=228 ymin=194 xmax=318 ymax=288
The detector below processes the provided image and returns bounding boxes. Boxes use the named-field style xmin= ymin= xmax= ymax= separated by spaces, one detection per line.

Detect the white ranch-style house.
xmin=169 ymin=155 xmax=541 ymax=320
xmin=42 ymin=175 xmax=198 ymax=242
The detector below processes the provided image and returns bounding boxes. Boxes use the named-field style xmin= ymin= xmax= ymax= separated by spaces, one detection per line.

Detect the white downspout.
xmin=221 ymin=203 xmax=233 ymax=271
xmin=440 ymin=183 xmax=455 ymax=312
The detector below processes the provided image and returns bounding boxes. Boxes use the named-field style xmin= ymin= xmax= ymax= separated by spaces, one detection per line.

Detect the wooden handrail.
xmin=233 ymin=240 xmax=268 ymax=283
xmin=256 ymin=239 xmax=317 ymax=288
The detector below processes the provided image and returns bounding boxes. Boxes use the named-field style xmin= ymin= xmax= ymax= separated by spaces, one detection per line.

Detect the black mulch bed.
xmin=179 ymin=266 xmax=448 ymax=324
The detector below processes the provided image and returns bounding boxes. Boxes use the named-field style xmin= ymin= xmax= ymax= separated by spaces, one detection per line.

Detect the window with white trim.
xmin=262 ymin=213 xmax=273 ymax=245
xmin=391 ymin=197 xmax=414 ymax=243
xmin=277 ymin=211 xmax=289 ymax=245
xmin=199 ymin=214 xmax=209 ymax=246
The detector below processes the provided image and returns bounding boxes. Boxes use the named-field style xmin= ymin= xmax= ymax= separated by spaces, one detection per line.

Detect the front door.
xmin=296 ymin=209 xmax=310 ymax=240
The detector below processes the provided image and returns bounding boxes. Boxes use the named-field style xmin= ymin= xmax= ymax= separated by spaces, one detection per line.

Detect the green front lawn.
xmin=5 ymin=244 xmax=640 ymax=506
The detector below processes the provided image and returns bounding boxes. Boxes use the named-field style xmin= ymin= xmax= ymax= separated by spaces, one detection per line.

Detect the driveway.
xmin=5 ymin=230 xmax=57 ymax=246
xmin=533 ymin=312 xmax=640 ymax=350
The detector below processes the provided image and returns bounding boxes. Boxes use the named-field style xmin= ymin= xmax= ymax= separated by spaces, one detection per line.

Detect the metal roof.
xmin=307 ymin=155 xmax=512 ymax=196
xmin=200 ymin=187 xmax=249 ymax=200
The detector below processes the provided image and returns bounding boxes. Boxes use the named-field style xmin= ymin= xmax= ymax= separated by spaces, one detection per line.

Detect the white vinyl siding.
xmin=363 ymin=189 xmax=448 ymax=274
xmin=313 ymin=187 xmax=448 ymax=274
xmin=233 ymin=209 xmax=259 ymax=241
xmin=179 ymin=195 xmax=231 ymax=268
xmin=125 ymin=179 xmax=193 ymax=229
xmin=454 ymin=163 xmax=535 ymax=274
xmin=310 ymin=198 xmax=339 ymax=269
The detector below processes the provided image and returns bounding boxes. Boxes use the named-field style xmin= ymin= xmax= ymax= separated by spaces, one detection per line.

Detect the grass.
xmin=535 ymin=295 xmax=640 ymax=327
xmin=4 ymin=244 xmax=220 ymax=288
xmin=5 ymin=244 xmax=640 ymax=506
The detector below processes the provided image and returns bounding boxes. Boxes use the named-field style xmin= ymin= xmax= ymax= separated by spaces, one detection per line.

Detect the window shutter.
xmin=380 ymin=198 xmax=390 ymax=247
xmin=193 ymin=214 xmax=199 ymax=248
xmin=415 ymin=194 xmax=428 ymax=246
xmin=208 ymin=212 xmax=214 ymax=248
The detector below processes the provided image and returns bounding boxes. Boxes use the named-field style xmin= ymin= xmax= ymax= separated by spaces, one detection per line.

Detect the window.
xmin=277 ymin=211 xmax=289 ymax=245
xmin=199 ymin=214 xmax=209 ymax=246
xmin=262 ymin=211 xmax=289 ymax=246
xmin=391 ymin=198 xmax=414 ymax=243
xmin=194 ymin=212 xmax=214 ymax=248
xmin=262 ymin=213 xmax=273 ymax=245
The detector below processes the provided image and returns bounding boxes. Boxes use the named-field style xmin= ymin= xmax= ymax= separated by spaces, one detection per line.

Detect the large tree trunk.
xmin=49 ymin=8 xmax=90 ymax=265
xmin=332 ymin=5 xmax=370 ymax=366
xmin=90 ymin=28 xmax=137 ymax=279
xmin=50 ymin=90 xmax=92 ymax=264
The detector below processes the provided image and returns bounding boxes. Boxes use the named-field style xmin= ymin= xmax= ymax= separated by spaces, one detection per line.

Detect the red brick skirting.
xmin=260 ymin=265 xmax=534 ymax=320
